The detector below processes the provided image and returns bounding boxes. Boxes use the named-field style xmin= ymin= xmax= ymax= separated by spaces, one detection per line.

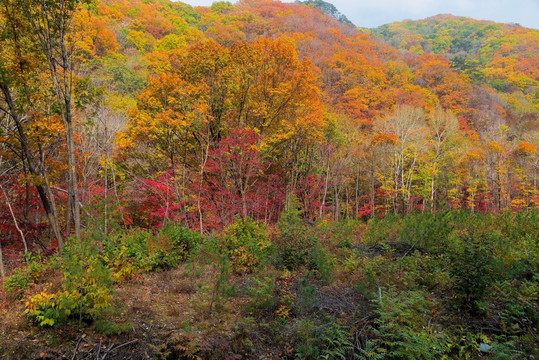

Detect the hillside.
xmin=0 ymin=0 xmax=538 ymax=359
xmin=373 ymin=14 xmax=539 ymax=105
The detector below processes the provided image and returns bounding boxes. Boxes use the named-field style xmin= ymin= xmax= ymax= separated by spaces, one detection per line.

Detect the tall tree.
xmin=0 ymin=0 xmax=64 ymax=247
xmin=21 ymin=0 xmax=86 ymax=237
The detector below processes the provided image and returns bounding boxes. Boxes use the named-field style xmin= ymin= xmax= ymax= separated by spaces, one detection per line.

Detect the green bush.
xmin=101 ymin=223 xmax=203 ymax=274
xmin=160 ymin=222 xmax=202 ymax=257
xmin=307 ymin=243 xmax=332 ymax=282
xmin=315 ymin=218 xmax=363 ymax=249
xmin=274 ymin=195 xmax=316 ymax=270
xmin=4 ymin=253 xmax=56 ymax=299
xmin=494 ymin=275 xmax=539 ymax=341
xmin=25 ymin=239 xmax=113 ymax=328
xmin=243 ymin=275 xmax=276 ymax=316
xmin=398 ymin=211 xmax=454 ymax=253
xmin=449 ymin=230 xmax=498 ymax=314
xmin=102 ymin=229 xmax=152 ymax=279
xmin=150 ymin=223 xmax=203 ymax=269
xmin=94 ymin=318 xmax=134 ymax=336
xmin=363 ymin=213 xmax=402 ymax=246
xmin=4 ymin=267 xmax=30 ymax=299
xmin=397 ymin=252 xmax=452 ymax=291
xmin=220 ymin=216 xmax=271 ymax=273
xmin=295 ymin=278 xmax=318 ymax=315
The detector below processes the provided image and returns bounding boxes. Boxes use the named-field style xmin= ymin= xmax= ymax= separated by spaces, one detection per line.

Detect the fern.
xmin=356 ymin=339 xmax=385 ymax=360
xmin=371 ymin=289 xmax=451 ymax=359
xmin=294 ymin=316 xmax=354 ymax=360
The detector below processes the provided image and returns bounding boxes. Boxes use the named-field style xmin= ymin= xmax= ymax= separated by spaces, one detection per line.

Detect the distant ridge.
xmin=297 ymin=0 xmax=353 ymax=25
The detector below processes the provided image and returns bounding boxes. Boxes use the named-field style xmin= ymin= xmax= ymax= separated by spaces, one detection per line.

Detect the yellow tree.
xmin=230 ymin=37 xmax=325 ymax=190
xmin=374 ymin=106 xmax=427 ymax=214
xmin=0 ymin=0 xmax=65 ymax=247
xmin=20 ymin=0 xmax=92 ymax=238
xmin=424 ymin=107 xmax=460 ymax=211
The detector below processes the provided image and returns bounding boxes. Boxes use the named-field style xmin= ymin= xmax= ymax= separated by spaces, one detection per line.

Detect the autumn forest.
xmin=0 ymin=0 xmax=537 ymax=358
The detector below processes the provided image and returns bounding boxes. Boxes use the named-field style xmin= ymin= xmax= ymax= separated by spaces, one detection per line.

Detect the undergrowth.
xmin=1 ymin=210 xmax=537 ymax=359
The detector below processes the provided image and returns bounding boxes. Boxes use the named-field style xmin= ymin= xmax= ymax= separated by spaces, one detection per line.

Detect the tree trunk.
xmin=370 ymin=161 xmax=375 ymax=218
xmin=197 ymin=140 xmax=211 ymax=233
xmin=66 ymin=120 xmax=81 ymax=237
xmin=0 ymin=184 xmax=28 ymax=253
xmin=0 ymin=239 xmax=5 ymax=282
xmin=320 ymin=159 xmax=331 ymax=219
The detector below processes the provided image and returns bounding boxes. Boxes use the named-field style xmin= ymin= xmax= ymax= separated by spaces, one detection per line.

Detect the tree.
xmin=424 ymin=107 xmax=460 ymax=211
xmin=231 ymin=37 xmax=325 ymax=191
xmin=198 ymin=128 xmax=285 ymax=229
xmin=0 ymin=0 xmax=64 ymax=247
xmin=374 ymin=106 xmax=427 ymax=214
xmin=21 ymin=0 xmax=89 ymax=238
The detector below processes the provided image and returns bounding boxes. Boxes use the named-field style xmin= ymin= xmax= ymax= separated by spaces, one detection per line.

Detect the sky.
xmin=180 ymin=0 xmax=539 ymax=29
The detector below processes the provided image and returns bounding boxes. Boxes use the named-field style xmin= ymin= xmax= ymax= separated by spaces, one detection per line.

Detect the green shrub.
xmin=363 ymin=213 xmax=401 ymax=246
xmin=307 ymin=243 xmax=332 ymax=282
xmin=4 ymin=253 xmax=56 ymax=299
xmin=398 ymin=211 xmax=454 ymax=253
xmin=102 ymin=230 xmax=152 ymax=279
xmin=295 ymin=278 xmax=318 ymax=315
xmin=316 ymin=218 xmax=363 ymax=249
xmin=25 ymin=239 xmax=113 ymax=328
xmin=274 ymin=195 xmax=315 ymax=270
xmin=4 ymin=268 xmax=30 ymax=299
xmin=94 ymin=318 xmax=134 ymax=336
xmin=449 ymin=230 xmax=498 ymax=314
xmin=220 ymin=216 xmax=271 ymax=273
xmin=159 ymin=222 xmax=202 ymax=258
xmin=101 ymin=223 xmax=203 ymax=273
xmin=243 ymin=275 xmax=276 ymax=316
xmin=397 ymin=252 xmax=452 ymax=292
xmin=488 ymin=335 xmax=528 ymax=360
xmin=149 ymin=223 xmax=203 ymax=269
xmin=209 ymin=253 xmax=236 ymax=313
xmin=494 ymin=275 xmax=539 ymax=341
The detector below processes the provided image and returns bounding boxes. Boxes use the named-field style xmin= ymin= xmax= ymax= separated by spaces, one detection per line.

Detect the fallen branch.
xmin=71 ymin=337 xmax=83 ymax=360
xmin=96 ymin=340 xmax=102 ymax=360
xmin=101 ymin=339 xmax=138 ymax=360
